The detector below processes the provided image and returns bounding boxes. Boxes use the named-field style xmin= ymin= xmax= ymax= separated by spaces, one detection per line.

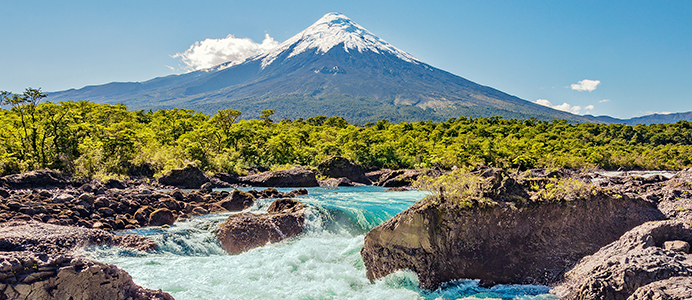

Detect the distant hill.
xmin=589 ymin=111 xmax=692 ymax=125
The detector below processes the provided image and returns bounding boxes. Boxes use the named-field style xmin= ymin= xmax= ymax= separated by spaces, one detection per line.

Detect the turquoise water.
xmin=86 ymin=187 xmax=558 ymax=300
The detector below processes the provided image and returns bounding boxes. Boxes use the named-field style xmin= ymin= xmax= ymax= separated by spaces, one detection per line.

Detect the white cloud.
xmin=173 ymin=33 xmax=279 ymax=71
xmin=535 ymin=99 xmax=584 ymax=114
xmin=645 ymin=111 xmax=672 ymax=115
xmin=599 ymin=99 xmax=610 ymax=103
xmin=585 ymin=105 xmax=594 ymax=110
xmin=165 ymin=65 xmax=175 ymax=71
xmin=570 ymin=79 xmax=601 ymax=92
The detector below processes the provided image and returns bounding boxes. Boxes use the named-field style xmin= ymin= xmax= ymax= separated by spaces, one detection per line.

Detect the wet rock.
xmin=157 ymin=165 xmax=209 ymax=189
xmin=241 ymin=168 xmax=319 ymax=187
xmin=553 ymin=220 xmax=692 ymax=299
xmin=317 ymin=156 xmax=369 ymax=184
xmin=148 ymin=208 xmax=176 ymax=226
xmin=217 ymin=190 xmax=255 ymax=212
xmin=267 ymin=198 xmax=304 ymax=214
xmin=190 ymin=206 xmax=208 ymax=216
xmin=0 ymin=188 xmax=9 ymax=198
xmin=217 ymin=199 xmax=305 ymax=254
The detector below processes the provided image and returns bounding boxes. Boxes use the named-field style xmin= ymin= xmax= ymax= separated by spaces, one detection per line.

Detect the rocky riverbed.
xmin=0 ymin=168 xmax=312 ymax=299
xmin=3 ymin=161 xmax=692 ymax=299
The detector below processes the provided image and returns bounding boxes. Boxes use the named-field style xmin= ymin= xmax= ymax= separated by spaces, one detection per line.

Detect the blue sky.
xmin=2 ymin=0 xmax=690 ymax=119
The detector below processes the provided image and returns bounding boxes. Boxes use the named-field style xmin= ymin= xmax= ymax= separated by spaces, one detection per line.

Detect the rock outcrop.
xmin=0 ymin=221 xmax=157 ymax=253
xmin=0 ymin=169 xmax=71 ymax=189
xmin=157 ymin=165 xmax=209 ymax=189
xmin=0 ymin=253 xmax=173 ymax=300
xmin=361 ymin=169 xmax=666 ymax=289
xmin=553 ymin=220 xmax=692 ymax=300
xmin=0 ymin=221 xmax=170 ymax=300
xmin=367 ymin=168 xmax=443 ymax=187
xmin=317 ymin=156 xmax=369 ymax=184
xmin=628 ymin=276 xmax=692 ymax=300
xmin=216 ymin=198 xmax=305 ymax=254
xmin=240 ymin=168 xmax=319 ymax=187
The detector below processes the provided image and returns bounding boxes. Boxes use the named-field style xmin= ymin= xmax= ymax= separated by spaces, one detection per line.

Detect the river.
xmin=84 ymin=186 xmax=557 ymax=300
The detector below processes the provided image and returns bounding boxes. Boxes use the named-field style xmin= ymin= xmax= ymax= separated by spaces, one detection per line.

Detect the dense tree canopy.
xmin=1 ymin=95 xmax=692 ymax=178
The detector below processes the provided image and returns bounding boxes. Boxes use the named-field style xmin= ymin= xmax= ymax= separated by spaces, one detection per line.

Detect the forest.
xmin=2 ymin=88 xmax=692 ymax=179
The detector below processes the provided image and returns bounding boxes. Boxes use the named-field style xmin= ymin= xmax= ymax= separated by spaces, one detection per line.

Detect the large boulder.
xmin=0 ymin=169 xmax=69 ymax=189
xmin=216 ymin=190 xmax=255 ymax=211
xmin=317 ymin=156 xmax=369 ymax=184
xmin=148 ymin=208 xmax=176 ymax=226
xmin=157 ymin=165 xmax=209 ymax=189
xmin=216 ymin=199 xmax=305 ymax=254
xmin=240 ymin=168 xmax=318 ymax=187
xmin=552 ymin=220 xmax=692 ymax=300
xmin=361 ymin=170 xmax=666 ymax=289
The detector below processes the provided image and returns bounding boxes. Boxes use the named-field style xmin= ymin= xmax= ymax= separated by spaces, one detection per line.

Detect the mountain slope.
xmin=46 ymin=13 xmax=603 ymax=124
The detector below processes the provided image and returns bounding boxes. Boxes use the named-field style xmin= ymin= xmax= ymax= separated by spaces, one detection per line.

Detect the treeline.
xmin=2 ymin=88 xmax=692 ymax=178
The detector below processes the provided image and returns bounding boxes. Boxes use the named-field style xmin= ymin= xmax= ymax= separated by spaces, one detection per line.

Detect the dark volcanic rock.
xmin=200 ymin=182 xmax=214 ymax=193
xmin=104 ymin=178 xmax=127 ymax=189
xmin=373 ymin=168 xmax=443 ymax=187
xmin=157 ymin=165 xmax=209 ymax=189
xmin=0 ymin=169 xmax=69 ymax=189
xmin=319 ymin=177 xmax=356 ymax=187
xmin=0 ymin=253 xmax=173 ymax=300
xmin=217 ymin=190 xmax=255 ymax=211
xmin=241 ymin=168 xmax=318 ymax=187
xmin=0 ymin=221 xmax=166 ymax=299
xmin=361 ymin=171 xmax=666 ymax=289
xmin=0 ymin=220 xmax=157 ymax=253
xmin=148 ymin=208 xmax=176 ymax=226
xmin=267 ymin=198 xmax=303 ymax=214
xmin=317 ymin=156 xmax=369 ymax=184
xmin=553 ymin=220 xmax=692 ymax=300
xmin=213 ymin=173 xmax=241 ymax=185
xmin=216 ymin=199 xmax=305 ymax=254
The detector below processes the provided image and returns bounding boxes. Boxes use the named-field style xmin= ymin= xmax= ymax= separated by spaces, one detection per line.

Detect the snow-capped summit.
xmin=257 ymin=12 xmax=420 ymax=68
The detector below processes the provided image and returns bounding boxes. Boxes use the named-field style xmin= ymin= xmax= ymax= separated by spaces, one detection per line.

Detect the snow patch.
xmin=255 ymin=12 xmax=420 ymax=68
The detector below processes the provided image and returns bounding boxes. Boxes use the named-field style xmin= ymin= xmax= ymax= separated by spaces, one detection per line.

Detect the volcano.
xmin=48 ymin=13 xmax=597 ymax=123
